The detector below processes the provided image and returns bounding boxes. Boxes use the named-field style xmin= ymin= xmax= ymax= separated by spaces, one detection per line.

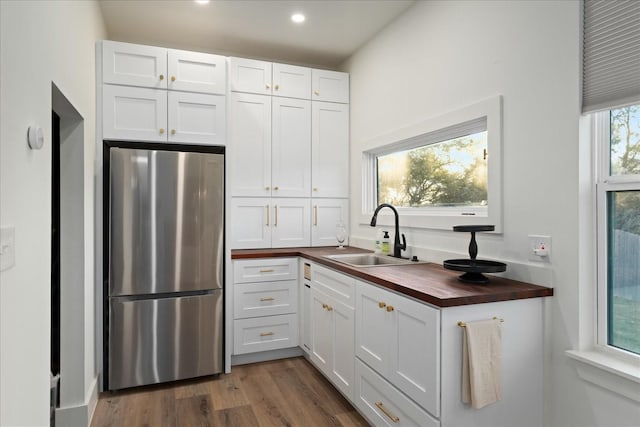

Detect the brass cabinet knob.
xmin=273 ymin=186 xmax=279 ymax=191
xmin=327 ymin=306 xmax=333 ymax=311
xmin=386 ymin=306 xmax=395 ymax=312
xmin=275 ymin=84 xmax=280 ymax=90
xmin=171 ymin=76 xmax=176 ymax=82
xmin=171 ymin=129 xmax=176 ymax=135
xmin=378 ymin=302 xmax=386 ymax=309
xmin=159 ymin=128 xmax=165 ymax=134
xmin=265 ymin=186 xmax=270 ymax=191
xmin=313 ymin=187 xmax=318 ymax=192
xmin=266 ymin=83 xmax=271 ymax=89
xmin=159 ymin=74 xmax=165 ymax=81
xmin=314 ymin=89 xmax=320 ymax=95
xmin=322 ymin=303 xmax=328 ymax=309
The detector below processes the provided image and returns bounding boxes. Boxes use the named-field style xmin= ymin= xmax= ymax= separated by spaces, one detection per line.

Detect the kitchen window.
xmin=596 ymin=104 xmax=640 ymax=357
xmin=361 ymin=96 xmax=502 ymax=231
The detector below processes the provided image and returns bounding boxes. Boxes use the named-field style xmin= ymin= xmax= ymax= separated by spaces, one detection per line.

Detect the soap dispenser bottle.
xmin=381 ymin=231 xmax=391 ymax=255
xmin=374 ymin=229 xmax=383 ymax=254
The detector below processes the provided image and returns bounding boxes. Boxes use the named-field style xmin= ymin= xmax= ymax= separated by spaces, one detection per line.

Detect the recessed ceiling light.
xmin=195 ymin=0 xmax=210 ymax=4
xmin=291 ymin=13 xmax=305 ymax=23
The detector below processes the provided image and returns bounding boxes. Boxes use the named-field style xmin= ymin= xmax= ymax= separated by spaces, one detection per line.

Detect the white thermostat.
xmin=27 ymin=126 xmax=44 ymax=150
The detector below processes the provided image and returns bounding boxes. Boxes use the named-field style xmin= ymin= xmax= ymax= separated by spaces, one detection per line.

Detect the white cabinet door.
xmin=301 ymin=280 xmax=312 ymax=354
xmin=389 ymin=295 xmax=440 ymax=418
xmin=355 ymin=282 xmax=393 ymax=375
xmin=230 ymin=198 xmax=271 ymax=249
xmin=102 ymin=41 xmax=167 ymax=89
xmin=330 ymin=297 xmax=355 ymax=401
xmin=273 ymin=63 xmax=311 ymax=99
xmin=229 ymin=93 xmax=272 ymax=196
xmin=271 ymin=198 xmax=310 ymax=248
xmin=167 ymin=49 xmax=226 ymax=94
xmin=310 ymin=287 xmax=332 ymax=373
xmin=271 ymin=97 xmax=311 ymax=198
xmin=312 ymin=198 xmax=349 ymax=247
xmin=229 ymin=57 xmax=272 ymax=95
xmin=311 ymin=69 xmax=349 ymax=104
xmin=103 ymin=85 xmax=167 ymax=142
xmin=312 ymin=102 xmax=349 ymax=198
xmin=168 ymin=92 xmax=226 ymax=145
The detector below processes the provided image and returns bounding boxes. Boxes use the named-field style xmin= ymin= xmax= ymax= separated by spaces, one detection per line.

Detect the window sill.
xmin=566 ymin=349 xmax=640 ymax=402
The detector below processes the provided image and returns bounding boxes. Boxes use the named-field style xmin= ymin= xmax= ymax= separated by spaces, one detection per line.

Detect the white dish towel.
xmin=461 ymin=318 xmax=502 ymax=409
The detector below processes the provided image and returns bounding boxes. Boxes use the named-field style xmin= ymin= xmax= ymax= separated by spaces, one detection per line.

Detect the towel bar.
xmin=457 ymin=317 xmax=504 ymax=328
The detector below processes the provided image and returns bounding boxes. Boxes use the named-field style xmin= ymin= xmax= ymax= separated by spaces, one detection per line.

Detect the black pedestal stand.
xmin=443 ymin=225 xmax=506 ymax=284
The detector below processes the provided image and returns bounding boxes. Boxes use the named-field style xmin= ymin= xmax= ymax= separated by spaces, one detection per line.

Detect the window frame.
xmin=594 ymin=110 xmax=640 ymax=360
xmin=360 ymin=95 xmax=503 ymax=232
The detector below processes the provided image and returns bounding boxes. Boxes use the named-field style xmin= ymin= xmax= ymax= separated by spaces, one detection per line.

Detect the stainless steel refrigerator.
xmin=106 ymin=143 xmax=224 ymax=390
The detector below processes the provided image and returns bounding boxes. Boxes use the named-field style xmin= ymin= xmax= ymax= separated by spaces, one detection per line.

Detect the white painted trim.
xmin=566 ymin=350 xmax=640 ymax=402
xmin=359 ymin=95 xmax=503 ymax=232
xmin=56 ymin=376 xmax=98 ymax=427
xmin=231 ymin=347 xmax=303 ymax=366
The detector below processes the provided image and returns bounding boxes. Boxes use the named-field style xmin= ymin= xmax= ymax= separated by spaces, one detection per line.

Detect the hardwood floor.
xmin=90 ymin=357 xmax=370 ymax=427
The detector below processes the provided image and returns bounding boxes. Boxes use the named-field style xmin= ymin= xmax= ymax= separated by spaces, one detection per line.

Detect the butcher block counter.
xmin=231 ymin=246 xmax=553 ymax=307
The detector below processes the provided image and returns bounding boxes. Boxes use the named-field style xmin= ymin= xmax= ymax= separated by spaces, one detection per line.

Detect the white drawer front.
xmin=233 ymin=314 xmax=298 ymax=355
xmin=355 ymin=359 xmax=440 ymax=427
xmin=234 ymin=258 xmax=297 ymax=283
xmin=311 ymin=263 xmax=355 ymax=307
xmin=234 ymin=280 xmax=297 ymax=319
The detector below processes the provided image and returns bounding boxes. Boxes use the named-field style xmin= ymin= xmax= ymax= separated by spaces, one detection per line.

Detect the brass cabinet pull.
xmin=274 ymin=205 xmax=278 ymax=226
xmin=259 ymin=269 xmax=274 ymax=273
xmin=386 ymin=305 xmax=395 ymax=312
xmin=260 ymin=332 xmax=274 ymax=337
xmin=375 ymin=402 xmax=399 ymax=423
xmin=260 ymin=297 xmax=274 ymax=302
xmin=159 ymin=128 xmax=165 ymax=134
xmin=322 ymin=303 xmax=328 ymax=309
xmin=266 ymin=205 xmax=270 ymax=226
xmin=171 ymin=129 xmax=176 ymax=135
xmin=159 ymin=74 xmax=165 ymax=81
xmin=327 ymin=305 xmax=333 ymax=311
xmin=378 ymin=302 xmax=387 ymax=309
xmin=314 ymin=89 xmax=320 ymax=95
xmin=314 ymin=206 xmax=318 ymax=226
xmin=171 ymin=75 xmax=176 ymax=82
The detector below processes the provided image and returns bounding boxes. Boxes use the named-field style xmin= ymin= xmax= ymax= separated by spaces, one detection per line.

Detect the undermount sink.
xmin=325 ymin=253 xmax=420 ymax=267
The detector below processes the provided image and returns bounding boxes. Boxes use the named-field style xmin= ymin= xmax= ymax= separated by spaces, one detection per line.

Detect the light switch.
xmin=0 ymin=226 xmax=15 ymax=272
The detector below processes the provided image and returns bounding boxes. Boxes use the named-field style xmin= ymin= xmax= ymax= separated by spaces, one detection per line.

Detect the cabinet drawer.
xmin=234 ymin=280 xmax=297 ymax=319
xmin=355 ymin=359 xmax=439 ymax=427
xmin=233 ymin=314 xmax=298 ymax=355
xmin=311 ymin=263 xmax=355 ymax=307
xmin=234 ymin=258 xmax=297 ymax=283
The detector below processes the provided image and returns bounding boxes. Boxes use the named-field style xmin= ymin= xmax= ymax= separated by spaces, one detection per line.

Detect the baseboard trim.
xmin=231 ymin=347 xmax=303 ymax=366
xmin=56 ymin=376 xmax=99 ymax=427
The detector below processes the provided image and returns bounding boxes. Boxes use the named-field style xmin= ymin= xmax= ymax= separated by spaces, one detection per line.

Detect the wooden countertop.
xmin=231 ymin=246 xmax=553 ymax=308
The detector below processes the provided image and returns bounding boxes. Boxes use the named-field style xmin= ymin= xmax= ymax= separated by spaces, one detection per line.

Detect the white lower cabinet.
xmin=356 ymin=359 xmax=439 ymax=427
xmin=310 ymin=287 xmax=355 ymax=401
xmin=232 ymin=258 xmax=298 ymax=355
xmin=356 ymin=281 xmax=440 ymax=417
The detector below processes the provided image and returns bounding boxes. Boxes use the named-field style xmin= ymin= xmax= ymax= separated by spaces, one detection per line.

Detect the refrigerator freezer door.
xmin=109 ymin=147 xmax=224 ymax=296
xmin=108 ymin=291 xmax=223 ymax=390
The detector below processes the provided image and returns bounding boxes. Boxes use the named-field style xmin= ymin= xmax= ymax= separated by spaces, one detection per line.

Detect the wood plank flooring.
xmin=90 ymin=357 xmax=370 ymax=427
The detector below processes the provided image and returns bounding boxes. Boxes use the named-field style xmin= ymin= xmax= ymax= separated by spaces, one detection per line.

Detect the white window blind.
xmin=583 ymin=0 xmax=640 ymax=113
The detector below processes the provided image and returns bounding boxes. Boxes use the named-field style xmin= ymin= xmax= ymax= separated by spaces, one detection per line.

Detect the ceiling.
xmin=98 ymin=0 xmax=415 ymax=69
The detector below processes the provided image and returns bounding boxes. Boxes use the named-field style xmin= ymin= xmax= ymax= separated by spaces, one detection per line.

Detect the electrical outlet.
xmin=528 ymin=235 xmax=551 ymax=262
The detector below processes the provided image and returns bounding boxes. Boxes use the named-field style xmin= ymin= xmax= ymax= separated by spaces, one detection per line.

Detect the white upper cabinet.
xmin=273 ymin=63 xmax=311 ymax=99
xmin=271 ymin=97 xmax=311 ymax=197
xmin=312 ymin=69 xmax=349 ymax=104
xmin=229 ymin=93 xmax=272 ymax=196
xmin=312 ymin=102 xmax=349 ymax=198
xmin=102 ymin=41 xmax=225 ymax=94
xmin=103 ymin=85 xmax=167 ymax=142
xmin=103 ymin=41 xmax=167 ymax=89
xmin=229 ymin=57 xmax=273 ymax=95
xmin=167 ymin=92 xmax=226 ymax=144
xmin=312 ymin=199 xmax=349 ymax=247
xmin=271 ymin=199 xmax=311 ymax=248
xmin=167 ymin=49 xmax=226 ymax=94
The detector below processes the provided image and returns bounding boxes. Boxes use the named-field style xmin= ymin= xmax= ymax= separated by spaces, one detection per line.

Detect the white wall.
xmin=0 ymin=1 xmax=106 ymax=425
xmin=342 ymin=1 xmax=638 ymax=426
